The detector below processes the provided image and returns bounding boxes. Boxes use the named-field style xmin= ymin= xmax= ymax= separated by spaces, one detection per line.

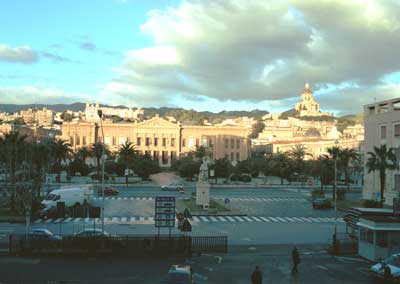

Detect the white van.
xmin=41 ymin=186 xmax=93 ymax=208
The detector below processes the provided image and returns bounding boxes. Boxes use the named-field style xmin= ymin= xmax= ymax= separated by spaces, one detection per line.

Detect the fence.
xmin=9 ymin=234 xmax=228 ymax=256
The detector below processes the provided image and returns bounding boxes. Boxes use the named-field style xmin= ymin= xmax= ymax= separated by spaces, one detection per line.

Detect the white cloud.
xmin=0 ymin=44 xmax=38 ymax=64
xmin=0 ymin=86 xmax=91 ymax=104
xmin=103 ymin=0 xmax=400 ymax=113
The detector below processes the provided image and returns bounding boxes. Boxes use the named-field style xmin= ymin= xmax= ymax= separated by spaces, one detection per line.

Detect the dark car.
xmin=38 ymin=206 xmax=59 ymax=220
xmin=29 ymin=229 xmax=62 ymax=241
xmin=312 ymin=198 xmax=332 ymax=209
xmin=97 ymin=187 xmax=119 ymax=196
xmin=74 ymin=228 xmax=111 ymax=238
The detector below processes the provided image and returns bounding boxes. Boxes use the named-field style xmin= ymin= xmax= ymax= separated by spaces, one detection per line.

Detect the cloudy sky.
xmin=1 ymin=0 xmax=400 ymax=115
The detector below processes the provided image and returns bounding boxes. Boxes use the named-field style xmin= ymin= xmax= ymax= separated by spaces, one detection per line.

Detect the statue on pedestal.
xmin=198 ymin=157 xmax=209 ymax=183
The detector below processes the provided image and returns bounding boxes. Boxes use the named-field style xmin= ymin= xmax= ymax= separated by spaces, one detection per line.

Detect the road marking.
xmin=45 ymin=218 xmax=54 ymax=223
xmin=123 ymin=197 xmax=128 ymax=200
xmin=121 ymin=217 xmax=127 ymax=222
xmin=111 ymin=217 xmax=119 ymax=223
xmin=225 ymin=216 xmax=236 ymax=222
xmin=308 ymin=217 xmax=322 ymax=222
xmin=283 ymin=217 xmax=296 ymax=222
xmin=200 ymin=216 xmax=210 ymax=222
xmin=104 ymin=217 xmax=111 ymax=222
xmin=128 ymin=217 xmax=137 ymax=222
xmin=139 ymin=217 xmax=145 ymax=222
xmin=250 ymin=216 xmax=262 ymax=222
xmin=268 ymin=217 xmax=280 ymax=222
xmin=300 ymin=217 xmax=312 ymax=222
xmin=74 ymin=218 xmax=81 ymax=222
xmin=34 ymin=219 xmax=43 ymax=224
xmin=217 ymin=216 xmax=227 ymax=222
xmin=275 ymin=217 xmax=287 ymax=222
xmin=192 ymin=216 xmax=200 ymax=222
xmin=64 ymin=217 xmax=72 ymax=223
xmin=209 ymin=216 xmax=218 ymax=222
xmin=233 ymin=216 xmax=245 ymax=222
xmin=259 ymin=217 xmax=271 ymax=222
xmin=243 ymin=216 xmax=254 ymax=222
xmin=291 ymin=217 xmax=304 ymax=222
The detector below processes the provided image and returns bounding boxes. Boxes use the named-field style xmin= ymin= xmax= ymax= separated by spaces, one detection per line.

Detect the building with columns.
xmin=60 ymin=115 xmax=251 ymax=167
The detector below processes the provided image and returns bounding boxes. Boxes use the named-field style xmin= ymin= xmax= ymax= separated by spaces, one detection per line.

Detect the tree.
xmin=249 ymin=120 xmax=265 ymax=139
xmin=339 ymin=148 xmax=359 ymax=189
xmin=90 ymin=142 xmax=110 ymax=180
xmin=192 ymin=145 xmax=210 ymax=160
xmin=76 ymin=146 xmax=91 ymax=163
xmin=28 ymin=141 xmax=52 ymax=196
xmin=117 ymin=141 xmax=136 ymax=184
xmin=271 ymin=152 xmax=293 ymax=185
xmin=212 ymin=158 xmax=232 ymax=182
xmin=0 ymin=131 xmax=27 ymax=185
xmin=178 ymin=159 xmax=200 ymax=181
xmin=287 ymin=145 xmax=312 ymax=177
xmin=366 ymin=144 xmax=397 ymax=206
xmin=131 ymin=154 xmax=160 ymax=179
xmin=50 ymin=139 xmax=72 ymax=182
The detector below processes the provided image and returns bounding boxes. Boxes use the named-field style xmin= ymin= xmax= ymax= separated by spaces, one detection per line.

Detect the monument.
xmin=196 ymin=157 xmax=210 ymax=208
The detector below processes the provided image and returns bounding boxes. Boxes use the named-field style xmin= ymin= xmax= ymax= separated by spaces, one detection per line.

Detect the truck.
xmin=41 ymin=185 xmax=93 ymax=209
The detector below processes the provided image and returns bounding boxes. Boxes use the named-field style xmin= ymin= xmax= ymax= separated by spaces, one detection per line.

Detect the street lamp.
xmin=97 ymin=109 xmax=106 ymax=233
xmin=333 ymin=139 xmax=339 ymax=250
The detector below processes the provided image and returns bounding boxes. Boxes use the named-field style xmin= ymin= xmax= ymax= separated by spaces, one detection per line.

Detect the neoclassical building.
xmin=295 ymin=83 xmax=330 ymax=117
xmin=60 ymin=115 xmax=251 ymax=166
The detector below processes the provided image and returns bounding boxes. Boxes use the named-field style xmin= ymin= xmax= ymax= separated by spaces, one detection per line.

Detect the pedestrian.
xmin=383 ymin=263 xmax=393 ymax=284
xmin=251 ymin=266 xmax=263 ymax=284
xmin=292 ymin=246 xmax=300 ymax=273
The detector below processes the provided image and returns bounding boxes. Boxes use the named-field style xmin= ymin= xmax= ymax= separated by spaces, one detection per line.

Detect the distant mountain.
xmin=0 ymin=103 xmax=269 ymax=124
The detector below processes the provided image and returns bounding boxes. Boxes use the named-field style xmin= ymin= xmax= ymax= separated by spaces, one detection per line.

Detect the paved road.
xmin=0 ymin=245 xmax=376 ymax=283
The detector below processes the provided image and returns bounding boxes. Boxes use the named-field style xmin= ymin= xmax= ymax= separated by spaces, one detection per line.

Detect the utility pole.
xmin=97 ymin=109 xmax=106 ymax=233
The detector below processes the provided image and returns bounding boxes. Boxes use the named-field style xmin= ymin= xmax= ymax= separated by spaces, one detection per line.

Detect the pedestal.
xmin=196 ymin=182 xmax=210 ymax=208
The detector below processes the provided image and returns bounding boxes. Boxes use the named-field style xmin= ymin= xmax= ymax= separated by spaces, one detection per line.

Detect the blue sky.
xmin=1 ymin=0 xmax=400 ymax=114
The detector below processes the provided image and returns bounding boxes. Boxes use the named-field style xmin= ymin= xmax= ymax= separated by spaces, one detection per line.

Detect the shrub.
xmin=363 ymin=199 xmax=382 ymax=208
xmin=230 ymin=174 xmax=240 ymax=181
xmin=239 ymin=174 xmax=252 ymax=182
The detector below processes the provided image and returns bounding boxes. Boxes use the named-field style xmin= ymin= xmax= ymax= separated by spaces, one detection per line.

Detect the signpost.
xmin=155 ymin=196 xmax=176 ymax=237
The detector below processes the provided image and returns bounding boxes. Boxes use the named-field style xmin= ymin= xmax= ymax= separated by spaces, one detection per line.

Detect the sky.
xmin=1 ymin=0 xmax=400 ymax=115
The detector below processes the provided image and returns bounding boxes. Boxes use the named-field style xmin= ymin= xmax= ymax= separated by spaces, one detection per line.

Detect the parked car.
xmin=161 ymin=265 xmax=194 ymax=284
xmin=312 ymin=198 xmax=332 ymax=209
xmin=38 ymin=206 xmax=59 ymax=220
xmin=97 ymin=187 xmax=119 ymax=196
xmin=161 ymin=184 xmax=184 ymax=191
xmin=371 ymin=254 xmax=400 ymax=280
xmin=29 ymin=229 xmax=62 ymax=241
xmin=74 ymin=228 xmax=111 ymax=238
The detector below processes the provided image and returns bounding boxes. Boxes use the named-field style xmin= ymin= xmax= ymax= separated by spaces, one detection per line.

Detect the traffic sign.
xmin=155 ymin=196 xmax=176 ymax=228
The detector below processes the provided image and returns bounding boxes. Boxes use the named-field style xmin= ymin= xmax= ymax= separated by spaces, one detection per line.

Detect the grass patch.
xmin=179 ymin=198 xmax=229 ymax=213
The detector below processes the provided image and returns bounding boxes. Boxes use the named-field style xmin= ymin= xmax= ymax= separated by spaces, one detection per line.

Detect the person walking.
xmin=292 ymin=246 xmax=300 ymax=273
xmin=251 ymin=266 xmax=263 ymax=284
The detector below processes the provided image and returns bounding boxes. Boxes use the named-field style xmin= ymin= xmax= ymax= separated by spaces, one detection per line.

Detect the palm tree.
xmin=366 ymin=144 xmax=397 ymax=206
xmin=0 ymin=131 xmax=27 ymax=185
xmin=117 ymin=141 xmax=136 ymax=185
xmin=50 ymin=139 xmax=72 ymax=182
xmin=327 ymin=146 xmax=342 ymax=199
xmin=287 ymin=144 xmax=312 ymax=179
xmin=29 ymin=141 xmax=52 ymax=196
xmin=272 ymin=152 xmax=292 ymax=185
xmin=76 ymin=146 xmax=91 ymax=163
xmin=339 ymin=148 xmax=359 ymax=190
xmin=90 ymin=142 xmax=110 ymax=180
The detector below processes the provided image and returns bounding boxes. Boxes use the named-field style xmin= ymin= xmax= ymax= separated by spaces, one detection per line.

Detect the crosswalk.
xmin=214 ymin=197 xmax=306 ymax=202
xmin=92 ymin=196 xmax=154 ymax=201
xmin=34 ymin=216 xmax=344 ymax=225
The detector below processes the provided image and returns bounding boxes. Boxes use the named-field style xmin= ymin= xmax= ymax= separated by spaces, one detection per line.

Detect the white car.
xmin=370 ymin=253 xmax=400 ymax=279
xmin=161 ymin=184 xmax=184 ymax=191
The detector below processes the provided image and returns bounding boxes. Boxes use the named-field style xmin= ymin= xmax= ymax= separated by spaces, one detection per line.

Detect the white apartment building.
xmin=363 ymin=98 xmax=400 ymax=205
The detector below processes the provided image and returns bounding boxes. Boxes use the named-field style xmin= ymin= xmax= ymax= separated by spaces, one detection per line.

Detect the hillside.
xmin=0 ymin=103 xmax=269 ymax=125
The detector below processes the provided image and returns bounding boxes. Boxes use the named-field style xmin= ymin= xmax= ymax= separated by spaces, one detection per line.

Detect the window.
xmin=82 ymin=136 xmax=86 ymax=146
xmin=112 ymin=136 xmax=116 ymax=146
xmin=145 ymin=150 xmax=151 ymax=157
xmin=162 ymin=138 xmax=167 ymax=147
xmin=171 ymin=151 xmax=177 ymax=161
xmin=225 ymin=139 xmax=229 ymax=148
xmin=395 ymin=124 xmax=400 ymax=137
xmin=196 ymin=138 xmax=199 ymax=147
xmin=153 ymin=151 xmax=159 ymax=160
xmin=236 ymin=139 xmax=240 ymax=149
xmin=230 ymin=138 xmax=234 ymax=149
xmin=171 ymin=138 xmax=175 ymax=147
xmin=75 ymin=135 xmax=80 ymax=146
xmin=182 ymin=139 xmax=186 ymax=147
xmin=162 ymin=151 xmax=168 ymax=164
xmin=154 ymin=137 xmax=158 ymax=146
xmin=225 ymin=153 xmax=229 ymax=159
xmin=137 ymin=137 xmax=141 ymax=146
xmin=381 ymin=125 xmax=387 ymax=139
xmin=231 ymin=152 xmax=234 ymax=161
xmin=70 ymin=136 xmax=74 ymax=145
xmin=236 ymin=152 xmax=240 ymax=161
xmin=146 ymin=137 xmax=150 ymax=146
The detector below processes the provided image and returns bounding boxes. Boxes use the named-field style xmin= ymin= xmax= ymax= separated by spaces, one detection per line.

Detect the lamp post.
xmin=97 ymin=109 xmax=106 ymax=233
xmin=333 ymin=139 xmax=339 ymax=250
